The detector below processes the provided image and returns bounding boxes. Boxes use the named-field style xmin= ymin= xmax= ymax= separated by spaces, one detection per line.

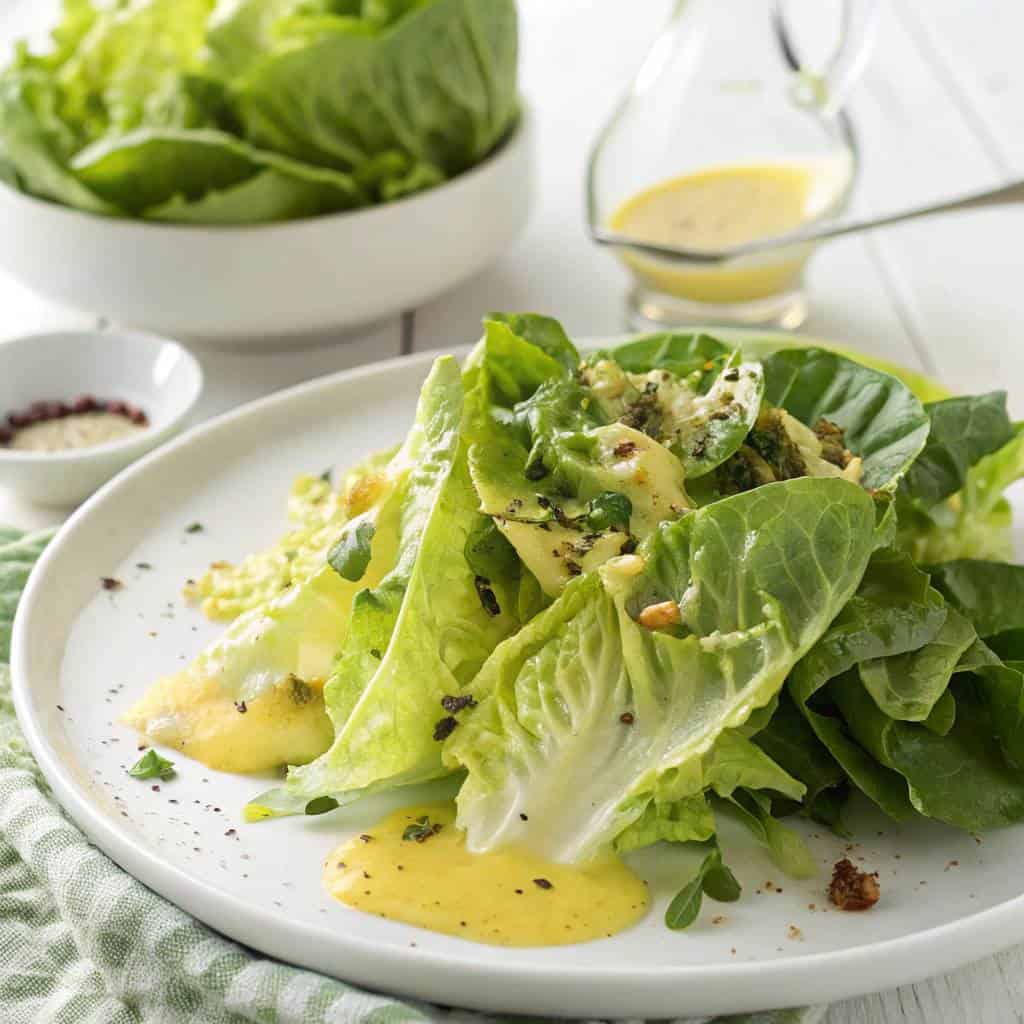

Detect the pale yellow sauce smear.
xmin=123 ymin=671 xmax=332 ymax=774
xmin=322 ymin=803 xmax=649 ymax=946
xmin=610 ymin=161 xmax=849 ymax=304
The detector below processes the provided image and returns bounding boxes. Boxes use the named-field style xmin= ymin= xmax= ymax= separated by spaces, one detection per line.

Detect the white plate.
xmin=12 ymin=345 xmax=1024 ymax=1019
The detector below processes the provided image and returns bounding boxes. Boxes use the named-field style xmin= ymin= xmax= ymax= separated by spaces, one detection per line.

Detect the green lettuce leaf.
xmin=928 ymin=560 xmax=1024 ymax=640
xmin=446 ymin=477 xmax=875 ymax=863
xmin=832 ymin=674 xmax=1024 ymax=831
xmin=230 ymin=0 xmax=518 ymax=185
xmin=858 ymin=607 xmax=976 ymax=722
xmin=71 ymin=128 xmax=363 ymax=219
xmin=465 ymin=319 xmax=693 ymax=596
xmin=759 ymin=347 xmax=930 ymax=492
xmin=55 ymin=0 xmax=217 ymax=137
xmin=897 ymin=415 xmax=1024 ymax=565
xmin=252 ymin=356 xmax=521 ymax=815
xmin=901 ymin=393 xmax=1014 ymax=510
xmin=752 ymin=689 xmax=848 ymax=827
xmin=714 ymin=790 xmax=817 ymax=879
xmin=785 ymin=549 xmax=951 ymax=821
xmin=0 ymin=70 xmax=118 ymax=213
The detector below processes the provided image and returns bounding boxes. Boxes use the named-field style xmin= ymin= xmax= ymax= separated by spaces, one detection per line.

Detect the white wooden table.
xmin=2 ymin=2 xmax=1023 ymax=1020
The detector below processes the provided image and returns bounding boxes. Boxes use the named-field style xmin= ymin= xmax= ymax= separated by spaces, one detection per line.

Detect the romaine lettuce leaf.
xmin=55 ymin=0 xmax=217 ymax=137
xmin=714 ymin=789 xmax=817 ymax=879
xmin=858 ymin=607 xmax=976 ymax=722
xmin=251 ymin=356 xmax=522 ymax=814
xmin=758 ymin=347 xmax=930 ymax=492
xmin=900 ymin=393 xmax=1014 ymax=510
xmin=230 ymin=0 xmax=518 ymax=186
xmin=897 ymin=413 xmax=1024 ymax=565
xmin=446 ymin=477 xmax=876 ymax=864
xmin=832 ymin=674 xmax=1024 ymax=831
xmin=0 ymin=70 xmax=118 ymax=213
xmin=928 ymin=559 xmax=1024 ymax=640
xmin=784 ymin=549 xmax=952 ymax=822
xmin=71 ymin=128 xmax=363 ymax=219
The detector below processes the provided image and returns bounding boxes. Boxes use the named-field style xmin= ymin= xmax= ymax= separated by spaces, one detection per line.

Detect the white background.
xmin=2 ymin=1 xmax=1023 ymax=1019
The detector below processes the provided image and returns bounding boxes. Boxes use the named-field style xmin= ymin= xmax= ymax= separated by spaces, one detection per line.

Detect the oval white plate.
xmin=12 ymin=345 xmax=1024 ymax=1019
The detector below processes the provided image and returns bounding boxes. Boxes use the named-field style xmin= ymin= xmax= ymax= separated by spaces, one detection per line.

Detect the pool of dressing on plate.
xmin=322 ymin=802 xmax=649 ymax=946
xmin=610 ymin=159 xmax=851 ymax=303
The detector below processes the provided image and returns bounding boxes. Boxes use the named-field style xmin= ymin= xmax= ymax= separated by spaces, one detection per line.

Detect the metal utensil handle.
xmin=749 ymin=178 xmax=1024 ymax=252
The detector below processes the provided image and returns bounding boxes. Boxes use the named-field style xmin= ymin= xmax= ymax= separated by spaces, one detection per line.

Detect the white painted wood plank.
xmin=411 ymin=0 xmax=923 ymax=375
xmin=839 ymin=0 xmax=1023 ymax=409
xmin=894 ymin=0 xmax=1024 ymax=173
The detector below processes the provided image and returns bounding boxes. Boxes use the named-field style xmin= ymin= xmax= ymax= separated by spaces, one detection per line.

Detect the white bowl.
xmin=0 ymin=113 xmax=534 ymax=347
xmin=0 ymin=330 xmax=203 ymax=505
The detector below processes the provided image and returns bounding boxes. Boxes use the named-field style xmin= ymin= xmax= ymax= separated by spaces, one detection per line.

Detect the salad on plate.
xmin=124 ymin=314 xmax=1024 ymax=945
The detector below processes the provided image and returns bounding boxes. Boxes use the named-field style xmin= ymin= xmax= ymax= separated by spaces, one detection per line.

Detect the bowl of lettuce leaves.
xmin=0 ymin=0 xmax=528 ymax=343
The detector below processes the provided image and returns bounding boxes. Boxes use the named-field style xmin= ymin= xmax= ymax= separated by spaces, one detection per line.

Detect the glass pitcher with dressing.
xmin=587 ymin=0 xmax=880 ymax=330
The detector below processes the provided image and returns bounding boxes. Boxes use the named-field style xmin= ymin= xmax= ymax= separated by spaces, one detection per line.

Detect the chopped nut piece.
xmin=638 ymin=600 xmax=681 ymax=630
xmin=828 ymin=858 xmax=880 ymax=911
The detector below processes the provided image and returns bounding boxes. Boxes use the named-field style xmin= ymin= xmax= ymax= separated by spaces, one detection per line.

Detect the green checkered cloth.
xmin=0 ymin=526 xmax=820 ymax=1024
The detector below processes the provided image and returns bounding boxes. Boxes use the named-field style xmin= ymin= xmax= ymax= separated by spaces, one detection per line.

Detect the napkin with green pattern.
xmin=0 ymin=526 xmax=819 ymax=1024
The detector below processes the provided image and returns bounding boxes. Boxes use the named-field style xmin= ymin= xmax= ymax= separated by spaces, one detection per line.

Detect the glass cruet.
xmin=586 ymin=0 xmax=881 ymax=330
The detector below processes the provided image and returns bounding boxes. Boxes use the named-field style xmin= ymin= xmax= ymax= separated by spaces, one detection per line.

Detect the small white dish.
xmin=0 ymin=112 xmax=533 ymax=347
xmin=0 ymin=329 xmax=203 ymax=506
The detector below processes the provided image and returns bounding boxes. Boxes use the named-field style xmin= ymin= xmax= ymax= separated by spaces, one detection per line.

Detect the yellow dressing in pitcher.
xmin=610 ymin=161 xmax=849 ymax=304
xmin=322 ymin=802 xmax=649 ymax=946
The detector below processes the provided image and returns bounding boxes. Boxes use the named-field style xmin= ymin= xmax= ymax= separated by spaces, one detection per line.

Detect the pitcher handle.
xmin=774 ymin=0 xmax=882 ymax=116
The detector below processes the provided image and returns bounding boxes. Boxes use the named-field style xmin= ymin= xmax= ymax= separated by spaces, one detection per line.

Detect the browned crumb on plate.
xmin=828 ymin=858 xmax=879 ymax=911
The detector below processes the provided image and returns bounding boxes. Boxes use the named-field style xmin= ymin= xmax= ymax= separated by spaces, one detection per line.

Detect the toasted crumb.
xmin=787 ymin=924 xmax=803 ymax=941
xmin=638 ymin=600 xmax=681 ymax=630
xmin=828 ymin=858 xmax=880 ymax=911
xmin=711 ymin=915 xmax=726 ymax=925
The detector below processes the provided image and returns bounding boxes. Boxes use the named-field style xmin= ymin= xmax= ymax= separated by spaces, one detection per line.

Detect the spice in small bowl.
xmin=1 ymin=395 xmax=149 ymax=454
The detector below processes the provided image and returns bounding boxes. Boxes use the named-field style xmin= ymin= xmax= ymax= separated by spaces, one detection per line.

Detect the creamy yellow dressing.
xmin=322 ymin=803 xmax=649 ymax=946
xmin=610 ymin=161 xmax=849 ymax=304
xmin=123 ymin=669 xmax=333 ymax=774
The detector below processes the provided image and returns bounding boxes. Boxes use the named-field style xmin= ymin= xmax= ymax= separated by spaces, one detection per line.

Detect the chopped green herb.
xmin=320 ymin=468 xmax=333 ymax=484
xmin=128 ymin=749 xmax=175 ymax=781
xmin=305 ymin=796 xmax=340 ymax=816
xmin=402 ymin=816 xmax=442 ymax=842
xmin=665 ymin=844 xmax=741 ymax=930
xmin=288 ymin=675 xmax=313 ymax=705
xmin=185 ymin=522 xmax=203 ymax=534
xmin=328 ymin=519 xmax=375 ymax=582
xmin=586 ymin=491 xmax=633 ymax=532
